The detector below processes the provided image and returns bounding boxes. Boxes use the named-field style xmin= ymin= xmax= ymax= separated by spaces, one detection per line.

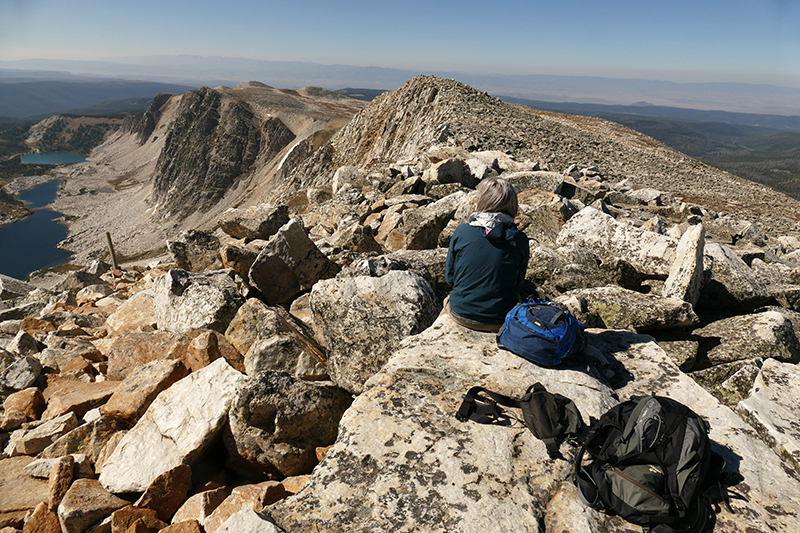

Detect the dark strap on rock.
xmin=455 ymin=386 xmax=521 ymax=426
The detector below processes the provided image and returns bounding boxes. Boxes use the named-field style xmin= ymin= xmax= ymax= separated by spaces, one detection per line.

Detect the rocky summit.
xmin=2 ymin=75 xmax=800 ymax=532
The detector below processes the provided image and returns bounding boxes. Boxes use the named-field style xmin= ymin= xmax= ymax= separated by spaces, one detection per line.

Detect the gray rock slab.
xmin=152 ymin=269 xmax=245 ymax=335
xmin=555 ymin=206 xmax=677 ymax=277
xmin=310 ymin=271 xmax=438 ymax=394
xmin=267 ymin=314 xmax=618 ymax=532
xmin=737 ymin=358 xmax=800 ymax=474
xmin=663 ymin=222 xmax=705 ymax=306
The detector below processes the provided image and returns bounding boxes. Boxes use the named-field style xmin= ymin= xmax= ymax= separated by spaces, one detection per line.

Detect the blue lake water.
xmin=0 ymin=179 xmax=72 ymax=280
xmin=21 ymin=152 xmax=87 ymax=165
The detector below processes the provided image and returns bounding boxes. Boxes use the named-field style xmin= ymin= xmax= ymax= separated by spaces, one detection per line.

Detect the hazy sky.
xmin=2 ymin=0 xmax=799 ymax=87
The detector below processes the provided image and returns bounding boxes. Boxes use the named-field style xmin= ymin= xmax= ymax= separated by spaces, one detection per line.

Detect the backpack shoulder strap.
xmin=455 ymin=386 xmax=521 ymax=425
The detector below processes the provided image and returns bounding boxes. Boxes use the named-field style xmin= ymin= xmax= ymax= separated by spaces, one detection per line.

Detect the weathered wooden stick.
xmin=105 ymin=231 xmax=119 ymax=270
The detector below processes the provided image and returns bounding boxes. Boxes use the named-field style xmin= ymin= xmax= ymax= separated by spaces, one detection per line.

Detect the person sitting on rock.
xmin=445 ymin=176 xmax=529 ymax=331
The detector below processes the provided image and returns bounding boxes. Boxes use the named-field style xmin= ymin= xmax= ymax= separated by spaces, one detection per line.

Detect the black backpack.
xmin=574 ymin=395 xmax=727 ymax=533
xmin=455 ymin=383 xmax=585 ymax=458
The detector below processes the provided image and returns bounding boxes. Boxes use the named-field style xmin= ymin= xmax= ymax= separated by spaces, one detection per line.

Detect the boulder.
xmin=555 ymin=206 xmax=677 ymax=277
xmin=104 ymin=291 xmax=157 ymax=336
xmin=692 ymin=310 xmax=800 ymax=367
xmin=0 ymin=457 xmax=49 ymax=529
xmin=517 ymin=190 xmax=578 ymax=246
xmin=248 ymin=218 xmax=340 ymax=306
xmin=41 ymin=379 xmax=119 ymax=420
xmin=167 ymin=230 xmax=223 ymax=273
xmin=422 ymin=158 xmax=477 ymax=188
xmin=57 ymin=479 xmax=128 ymax=533
xmin=105 ymin=331 xmax=179 ymax=380
xmin=698 ymin=243 xmax=771 ymax=314
xmin=266 ymin=315 xmax=618 ymax=532
xmin=3 ymin=387 xmax=45 ymax=421
xmin=504 ymin=170 xmax=565 ymax=194
xmin=47 ymin=455 xmax=74 ymax=511
xmin=220 ymin=242 xmax=260 ymax=281
xmin=109 ymin=506 xmax=167 ymax=532
xmin=40 ymin=336 xmax=104 ymax=370
xmin=152 ymin=269 xmax=245 ymax=335
xmin=224 ymin=299 xmax=326 ymax=380
xmin=202 ymin=482 xmax=286 ymax=533
xmin=98 ymin=359 xmax=246 ymax=494
xmin=327 ymin=223 xmax=383 ymax=254
xmin=4 ymin=412 xmax=78 ymax=457
xmin=0 ymin=274 xmax=37 ymax=301
xmin=662 ymin=223 xmax=706 ymax=306
xmin=133 ymin=464 xmax=193 ymax=523
xmin=101 ymin=359 xmax=189 ymax=423
xmin=171 ymin=487 xmax=230 ymax=528
xmin=736 ymin=359 xmax=800 ymax=474
xmin=556 ymin=286 xmax=699 ymax=331
xmin=0 ymin=353 xmax=41 ymax=394
xmin=310 ymin=271 xmax=439 ymax=394
xmin=224 ymin=371 xmax=352 ymax=479
xmin=23 ymin=454 xmax=94 ymax=480
xmin=219 ymin=204 xmax=290 ymax=241
xmin=215 ymin=508 xmax=283 ymax=533
xmin=40 ymin=415 xmax=121 ymax=464
xmin=22 ymin=502 xmax=61 ymax=533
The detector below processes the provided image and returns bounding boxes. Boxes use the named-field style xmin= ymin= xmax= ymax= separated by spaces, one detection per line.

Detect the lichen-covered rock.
xmin=692 ymin=310 xmax=800 ymax=367
xmin=220 ymin=204 xmax=290 ymax=241
xmin=166 ymin=230 xmax=223 ymax=272
xmin=266 ymin=315 xmax=617 ymax=533
xmin=310 ymin=271 xmax=438 ymax=394
xmin=152 ymin=269 xmax=245 ymax=335
xmin=248 ymin=218 xmax=340 ymax=306
xmin=223 ymin=371 xmax=352 ymax=479
xmin=698 ymin=243 xmax=770 ymax=313
xmin=557 ymin=285 xmax=698 ymax=331
xmin=737 ymin=359 xmax=800 ymax=474
xmin=555 ymin=206 xmax=677 ymax=277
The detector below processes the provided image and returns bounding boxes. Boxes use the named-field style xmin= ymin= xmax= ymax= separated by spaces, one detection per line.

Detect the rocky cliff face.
xmin=150 ymin=87 xmax=270 ymax=219
xmin=3 ymin=75 xmax=800 ymax=532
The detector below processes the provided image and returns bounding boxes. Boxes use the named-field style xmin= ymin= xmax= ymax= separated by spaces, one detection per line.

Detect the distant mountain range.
xmin=2 ymin=56 xmax=800 ymax=115
xmin=0 ymin=77 xmax=194 ymax=119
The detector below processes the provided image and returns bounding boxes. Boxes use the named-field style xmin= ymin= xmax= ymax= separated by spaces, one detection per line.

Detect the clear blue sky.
xmin=1 ymin=0 xmax=799 ymax=87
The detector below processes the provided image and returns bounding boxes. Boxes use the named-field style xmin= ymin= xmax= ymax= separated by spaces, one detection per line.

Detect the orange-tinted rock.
xmin=105 ymin=292 xmax=157 ymax=337
xmin=159 ymin=520 xmax=202 ymax=533
xmin=168 ymin=329 xmax=244 ymax=374
xmin=280 ymin=475 xmax=311 ymax=495
xmin=101 ymin=359 xmax=188 ymax=423
xmin=47 ymin=455 xmax=74 ymax=511
xmin=22 ymin=502 xmax=61 ymax=533
xmin=0 ymin=457 xmax=49 ymax=528
xmin=19 ymin=317 xmax=57 ymax=335
xmin=170 ymin=487 xmax=229 ymax=527
xmin=110 ymin=506 xmax=166 ymax=533
xmin=203 ymin=482 xmax=286 ymax=533
xmin=134 ymin=464 xmax=192 ymax=522
xmin=57 ymin=479 xmax=128 ymax=533
xmin=105 ymin=331 xmax=179 ymax=380
xmin=3 ymin=388 xmax=45 ymax=421
xmin=41 ymin=379 xmax=119 ymax=420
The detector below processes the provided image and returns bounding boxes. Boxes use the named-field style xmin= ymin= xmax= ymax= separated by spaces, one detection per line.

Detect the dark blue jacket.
xmin=445 ymin=221 xmax=529 ymax=324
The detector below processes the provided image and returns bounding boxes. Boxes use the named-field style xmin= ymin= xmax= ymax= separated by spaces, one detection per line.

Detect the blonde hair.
xmin=475 ymin=177 xmax=518 ymax=217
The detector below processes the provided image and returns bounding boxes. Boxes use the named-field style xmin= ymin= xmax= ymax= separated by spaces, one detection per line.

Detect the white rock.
xmin=98 ymin=359 xmax=246 ymax=493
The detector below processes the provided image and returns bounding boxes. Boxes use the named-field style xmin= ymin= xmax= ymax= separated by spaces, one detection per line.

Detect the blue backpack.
xmin=497 ymin=301 xmax=586 ymax=366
